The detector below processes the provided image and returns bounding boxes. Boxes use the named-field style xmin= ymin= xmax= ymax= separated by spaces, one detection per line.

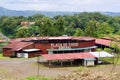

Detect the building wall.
xmin=28 ymin=52 xmax=41 ymax=58
xmin=3 ymin=43 xmax=35 ymax=57
xmin=3 ymin=48 xmax=13 ymax=57
xmin=35 ymin=40 xmax=95 ymax=54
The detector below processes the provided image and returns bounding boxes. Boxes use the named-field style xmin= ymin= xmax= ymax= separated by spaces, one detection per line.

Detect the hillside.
xmin=0 ymin=7 xmax=78 ymax=17
xmin=1 ymin=7 xmax=120 ymax=17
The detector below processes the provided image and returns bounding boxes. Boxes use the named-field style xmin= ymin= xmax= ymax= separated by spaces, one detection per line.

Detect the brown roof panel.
xmin=10 ymin=36 xmax=95 ymax=42
xmin=42 ymin=52 xmax=96 ymax=61
xmin=95 ymin=39 xmax=112 ymax=47
xmin=3 ymin=42 xmax=33 ymax=51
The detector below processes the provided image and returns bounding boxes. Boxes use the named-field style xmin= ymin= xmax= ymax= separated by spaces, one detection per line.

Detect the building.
xmin=20 ymin=21 xmax=35 ymax=26
xmin=2 ymin=36 xmax=115 ymax=66
xmin=2 ymin=36 xmax=96 ymax=57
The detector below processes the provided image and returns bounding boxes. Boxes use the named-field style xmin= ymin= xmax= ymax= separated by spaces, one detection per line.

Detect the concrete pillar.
xmin=48 ymin=61 xmax=51 ymax=66
xmin=61 ymin=61 xmax=63 ymax=66
xmin=71 ymin=60 xmax=73 ymax=66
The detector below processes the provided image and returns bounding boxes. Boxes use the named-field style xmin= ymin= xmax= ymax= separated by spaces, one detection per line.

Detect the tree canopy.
xmin=0 ymin=12 xmax=120 ymax=38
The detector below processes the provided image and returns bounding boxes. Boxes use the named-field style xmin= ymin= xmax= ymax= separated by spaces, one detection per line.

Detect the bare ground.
xmin=0 ymin=58 xmax=120 ymax=80
xmin=0 ymin=58 xmax=73 ymax=80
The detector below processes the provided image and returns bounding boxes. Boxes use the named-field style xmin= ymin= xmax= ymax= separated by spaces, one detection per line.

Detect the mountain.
xmin=0 ymin=7 xmax=78 ymax=17
xmin=0 ymin=7 xmax=120 ymax=17
xmin=103 ymin=12 xmax=120 ymax=16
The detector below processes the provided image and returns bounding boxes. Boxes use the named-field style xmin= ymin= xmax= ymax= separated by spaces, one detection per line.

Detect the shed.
xmin=2 ymin=42 xmax=34 ymax=57
xmin=84 ymin=58 xmax=96 ymax=66
xmin=42 ymin=52 xmax=96 ymax=66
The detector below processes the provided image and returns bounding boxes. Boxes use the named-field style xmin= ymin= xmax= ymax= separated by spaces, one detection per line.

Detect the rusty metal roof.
xmin=3 ymin=42 xmax=33 ymax=51
xmin=41 ymin=52 xmax=96 ymax=61
xmin=95 ymin=39 xmax=112 ymax=47
xmin=11 ymin=36 xmax=95 ymax=43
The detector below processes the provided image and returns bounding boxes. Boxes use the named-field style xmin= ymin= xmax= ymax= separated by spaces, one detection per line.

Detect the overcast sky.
xmin=0 ymin=0 xmax=119 ymax=12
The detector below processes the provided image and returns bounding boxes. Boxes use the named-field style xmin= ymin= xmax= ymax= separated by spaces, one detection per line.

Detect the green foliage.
xmin=16 ymin=27 xmax=29 ymax=38
xmin=74 ymin=28 xmax=84 ymax=36
xmin=0 ymin=12 xmax=120 ymax=38
xmin=23 ymin=76 xmax=51 ymax=80
xmin=104 ymin=48 xmax=113 ymax=53
xmin=85 ymin=20 xmax=98 ymax=37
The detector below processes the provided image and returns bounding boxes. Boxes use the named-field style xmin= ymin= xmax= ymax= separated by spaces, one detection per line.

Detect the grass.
xmin=0 ymin=53 xmax=10 ymax=60
xmin=23 ymin=76 xmax=52 ymax=80
xmin=99 ymin=56 xmax=120 ymax=65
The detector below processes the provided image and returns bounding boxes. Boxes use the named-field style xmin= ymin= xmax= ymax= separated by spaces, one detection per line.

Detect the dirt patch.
xmin=0 ymin=58 xmax=73 ymax=80
xmin=0 ymin=58 xmax=120 ymax=80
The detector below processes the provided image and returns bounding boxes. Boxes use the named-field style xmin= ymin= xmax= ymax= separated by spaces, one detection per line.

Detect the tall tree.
xmin=74 ymin=28 xmax=84 ymax=36
xmin=16 ymin=27 xmax=29 ymax=38
xmin=85 ymin=20 xmax=98 ymax=37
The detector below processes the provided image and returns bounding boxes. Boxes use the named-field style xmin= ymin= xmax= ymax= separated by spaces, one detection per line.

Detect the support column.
xmin=71 ymin=60 xmax=73 ymax=66
xmin=48 ymin=61 xmax=51 ymax=66
xmin=61 ymin=61 xmax=63 ymax=66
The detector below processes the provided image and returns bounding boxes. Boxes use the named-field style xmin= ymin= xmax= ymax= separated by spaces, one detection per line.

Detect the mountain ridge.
xmin=0 ymin=7 xmax=120 ymax=17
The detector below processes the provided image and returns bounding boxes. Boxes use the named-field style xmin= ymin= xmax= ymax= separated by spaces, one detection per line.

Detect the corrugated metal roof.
xmin=95 ymin=39 xmax=111 ymax=47
xmin=23 ymin=49 xmax=41 ymax=52
xmin=90 ymin=51 xmax=114 ymax=58
xmin=3 ymin=42 xmax=33 ymax=51
xmin=10 ymin=36 xmax=95 ymax=43
xmin=41 ymin=52 xmax=96 ymax=61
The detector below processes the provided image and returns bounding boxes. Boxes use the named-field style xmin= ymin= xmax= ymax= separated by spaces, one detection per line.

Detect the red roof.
xmin=3 ymin=42 xmax=33 ymax=51
xmin=11 ymin=36 xmax=95 ymax=43
xmin=42 ymin=52 xmax=96 ymax=61
xmin=95 ymin=39 xmax=112 ymax=47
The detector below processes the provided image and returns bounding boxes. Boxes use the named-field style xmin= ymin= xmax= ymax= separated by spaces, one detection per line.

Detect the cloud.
xmin=0 ymin=0 xmax=120 ymax=12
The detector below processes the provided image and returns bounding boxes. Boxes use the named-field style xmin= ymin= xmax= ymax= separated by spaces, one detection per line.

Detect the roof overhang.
xmin=47 ymin=46 xmax=97 ymax=52
xmin=41 ymin=52 xmax=96 ymax=61
xmin=90 ymin=51 xmax=114 ymax=58
xmin=23 ymin=49 xmax=41 ymax=52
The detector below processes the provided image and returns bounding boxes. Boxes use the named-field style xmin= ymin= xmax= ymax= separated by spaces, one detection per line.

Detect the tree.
xmin=28 ymin=26 xmax=39 ymax=36
xmin=74 ymin=28 xmax=84 ymax=36
xmin=0 ymin=17 xmax=18 ymax=37
xmin=37 ymin=17 xmax=53 ymax=36
xmin=97 ymin=22 xmax=114 ymax=37
xmin=16 ymin=27 xmax=29 ymax=38
xmin=85 ymin=20 xmax=98 ymax=37
xmin=53 ymin=17 xmax=65 ymax=36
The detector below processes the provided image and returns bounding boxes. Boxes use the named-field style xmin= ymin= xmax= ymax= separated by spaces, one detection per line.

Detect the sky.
xmin=0 ymin=0 xmax=120 ymax=12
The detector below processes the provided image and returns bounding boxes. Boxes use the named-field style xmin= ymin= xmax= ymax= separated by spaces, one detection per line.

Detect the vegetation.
xmin=23 ymin=76 xmax=51 ymax=80
xmin=0 ymin=12 xmax=120 ymax=38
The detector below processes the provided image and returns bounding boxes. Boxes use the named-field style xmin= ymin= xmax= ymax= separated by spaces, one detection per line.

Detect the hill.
xmin=1 ymin=7 xmax=120 ymax=17
xmin=0 ymin=7 xmax=78 ymax=17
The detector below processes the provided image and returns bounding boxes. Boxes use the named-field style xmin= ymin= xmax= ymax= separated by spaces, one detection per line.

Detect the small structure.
xmin=2 ymin=42 xmax=39 ymax=57
xmin=95 ymin=38 xmax=113 ymax=49
xmin=20 ymin=21 xmax=35 ymax=26
xmin=90 ymin=51 xmax=114 ymax=64
xmin=84 ymin=58 xmax=96 ymax=66
xmin=22 ymin=49 xmax=42 ymax=58
xmin=41 ymin=52 xmax=96 ymax=66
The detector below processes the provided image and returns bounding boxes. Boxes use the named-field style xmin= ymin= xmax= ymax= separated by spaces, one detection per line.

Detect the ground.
xmin=0 ymin=57 xmax=120 ymax=80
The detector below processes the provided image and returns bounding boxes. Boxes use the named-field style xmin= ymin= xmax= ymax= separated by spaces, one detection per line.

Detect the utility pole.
xmin=37 ymin=56 xmax=39 ymax=77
